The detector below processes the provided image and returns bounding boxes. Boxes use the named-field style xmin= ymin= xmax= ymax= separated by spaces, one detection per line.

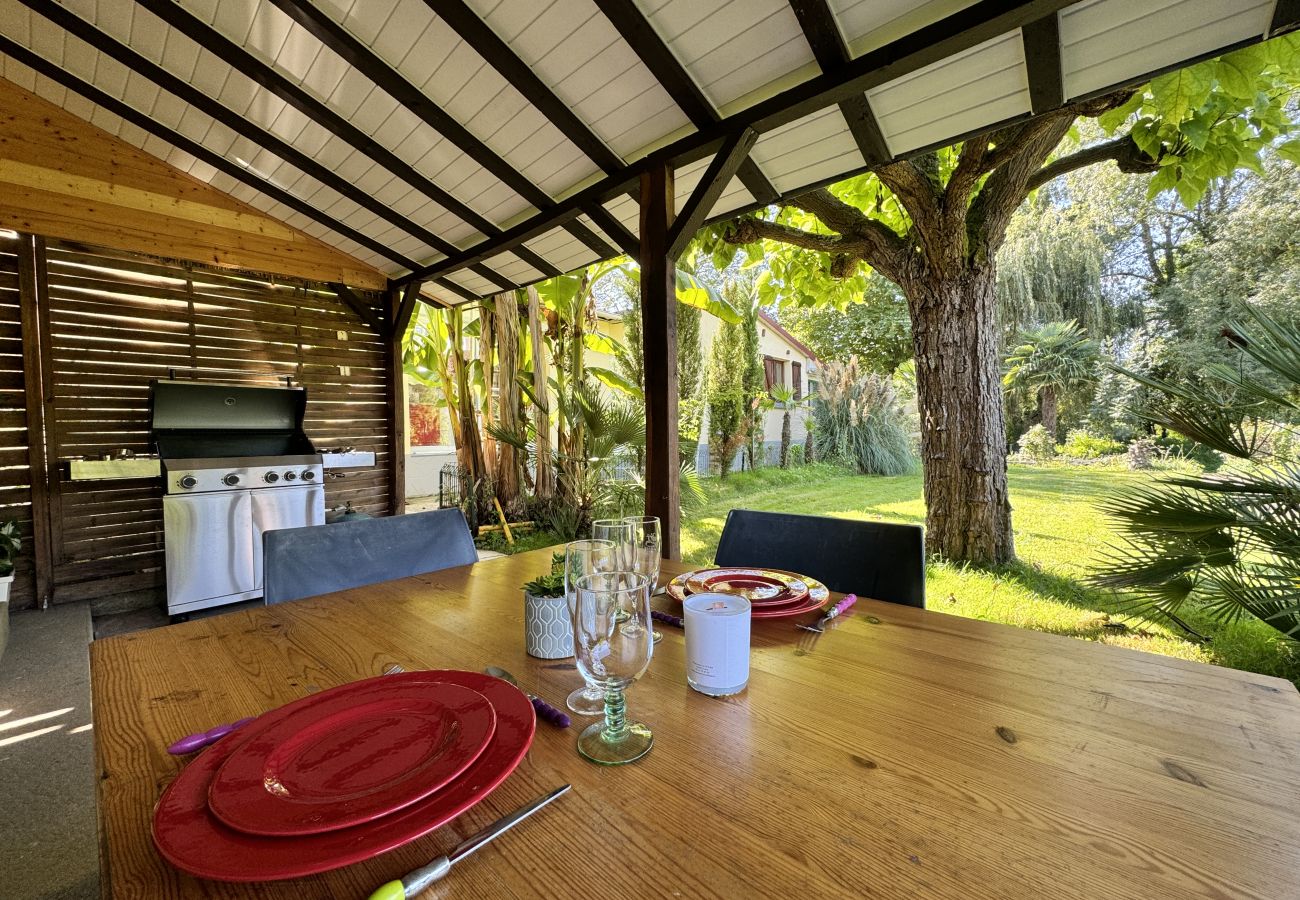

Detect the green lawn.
xmin=681 ymin=462 xmax=1300 ymax=687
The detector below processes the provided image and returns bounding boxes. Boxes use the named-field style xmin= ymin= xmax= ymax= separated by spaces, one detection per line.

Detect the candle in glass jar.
xmin=683 ymin=592 xmax=751 ymax=696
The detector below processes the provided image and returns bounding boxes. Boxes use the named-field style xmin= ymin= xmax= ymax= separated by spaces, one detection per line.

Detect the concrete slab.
xmin=0 ymin=603 xmax=98 ymax=900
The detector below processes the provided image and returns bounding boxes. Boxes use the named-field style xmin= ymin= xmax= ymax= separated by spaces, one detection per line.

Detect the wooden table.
xmin=91 ymin=549 xmax=1300 ymax=899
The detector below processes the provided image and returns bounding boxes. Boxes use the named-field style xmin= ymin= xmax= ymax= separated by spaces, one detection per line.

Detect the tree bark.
xmin=904 ymin=264 xmax=1014 ymax=566
xmin=1040 ymin=384 xmax=1059 ymax=442
xmin=493 ymin=292 xmax=522 ymax=508
xmin=780 ymin=407 xmax=791 ymax=468
xmin=526 ymin=287 xmax=554 ymax=500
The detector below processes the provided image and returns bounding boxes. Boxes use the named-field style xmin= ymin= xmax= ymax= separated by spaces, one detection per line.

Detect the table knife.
xmin=797 ymin=593 xmax=858 ymax=633
xmin=367 ymin=784 xmax=571 ymax=899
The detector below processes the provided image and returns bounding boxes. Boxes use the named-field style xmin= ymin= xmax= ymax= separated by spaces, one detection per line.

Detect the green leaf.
xmin=1097 ymin=92 xmax=1144 ymax=134
xmin=1214 ymin=57 xmax=1256 ymax=99
xmin=1149 ymin=67 xmax=1213 ymax=122
xmin=1180 ymin=115 xmax=1210 ymax=150
xmin=1278 ymin=139 xmax=1300 ymax=166
xmin=587 ymin=366 xmax=644 ymax=399
xmin=582 ymin=331 xmax=619 ymax=355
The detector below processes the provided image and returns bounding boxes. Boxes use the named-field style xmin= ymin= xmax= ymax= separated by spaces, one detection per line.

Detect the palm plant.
xmin=768 ymin=384 xmax=797 ymax=469
xmin=1003 ymin=320 xmax=1100 ymax=441
xmin=1094 ymin=305 xmax=1300 ymax=642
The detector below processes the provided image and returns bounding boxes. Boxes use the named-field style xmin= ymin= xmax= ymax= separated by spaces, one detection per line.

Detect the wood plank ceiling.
xmin=0 ymin=0 xmax=1291 ymax=306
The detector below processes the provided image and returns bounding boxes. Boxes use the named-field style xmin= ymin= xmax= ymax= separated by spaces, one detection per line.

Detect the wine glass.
xmin=624 ymin=516 xmax=663 ymax=643
xmin=571 ymin=571 xmax=655 ymax=765
xmin=591 ymin=519 xmax=633 ymax=570
xmin=563 ymin=539 xmax=616 ymax=716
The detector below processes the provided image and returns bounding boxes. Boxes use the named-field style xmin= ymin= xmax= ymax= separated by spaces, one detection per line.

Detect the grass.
xmin=680 ymin=462 xmax=1300 ymax=687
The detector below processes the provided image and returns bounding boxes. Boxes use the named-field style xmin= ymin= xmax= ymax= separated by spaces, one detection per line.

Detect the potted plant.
xmin=0 ymin=519 xmax=21 ymax=664
xmin=522 ymin=553 xmax=572 ymax=660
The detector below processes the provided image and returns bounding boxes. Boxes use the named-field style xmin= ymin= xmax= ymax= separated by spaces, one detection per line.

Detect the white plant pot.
xmin=523 ymin=591 xmax=573 ymax=660
xmin=0 ymin=574 xmax=12 ymax=666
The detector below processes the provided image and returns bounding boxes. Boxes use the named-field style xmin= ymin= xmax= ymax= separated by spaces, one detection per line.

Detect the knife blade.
xmin=367 ymin=784 xmax=571 ymax=899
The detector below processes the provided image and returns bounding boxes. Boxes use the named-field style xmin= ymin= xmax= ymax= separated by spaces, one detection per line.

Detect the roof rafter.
xmin=265 ymin=0 xmax=609 ymax=268
xmin=398 ymin=0 xmax=1080 ymax=288
xmin=130 ymin=0 xmax=527 ymax=291
xmin=1273 ymin=0 xmax=1300 ymax=36
xmin=598 ymin=0 xmax=780 ymax=204
xmin=668 ymin=128 xmax=759 ymax=259
xmin=0 ymin=32 xmax=480 ymax=302
xmin=1021 ymin=13 xmax=1064 ymax=114
xmin=17 ymin=0 xmax=518 ymax=293
xmin=787 ymin=0 xmax=891 ymax=165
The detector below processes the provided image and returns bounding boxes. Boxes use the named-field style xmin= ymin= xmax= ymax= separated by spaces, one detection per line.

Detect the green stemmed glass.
xmin=571 ymin=571 xmax=655 ymax=765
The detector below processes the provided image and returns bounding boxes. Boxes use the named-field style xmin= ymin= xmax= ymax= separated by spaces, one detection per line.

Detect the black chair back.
xmin=262 ymin=508 xmax=477 ymax=605
xmin=713 ymin=509 xmax=925 ymax=608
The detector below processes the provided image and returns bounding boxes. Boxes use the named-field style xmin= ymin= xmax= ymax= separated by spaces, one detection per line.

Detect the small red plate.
xmin=152 ymin=671 xmax=535 ymax=882
xmin=208 ymin=681 xmax=495 ymax=836
xmin=666 ymin=568 xmax=831 ymax=619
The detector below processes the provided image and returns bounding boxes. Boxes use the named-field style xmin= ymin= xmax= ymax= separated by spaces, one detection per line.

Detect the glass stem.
xmin=602 ymin=687 xmax=629 ymax=742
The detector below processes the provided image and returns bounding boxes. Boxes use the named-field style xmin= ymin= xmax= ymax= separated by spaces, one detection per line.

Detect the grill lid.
xmin=150 ymin=380 xmax=316 ymax=460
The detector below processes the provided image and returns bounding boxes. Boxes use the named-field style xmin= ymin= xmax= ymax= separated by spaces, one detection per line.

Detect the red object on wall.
xmin=410 ymin=403 xmax=442 ymax=446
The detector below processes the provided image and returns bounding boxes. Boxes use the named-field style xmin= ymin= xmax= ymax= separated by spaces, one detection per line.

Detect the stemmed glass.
xmin=563 ymin=539 xmax=616 ymax=716
xmin=571 ymin=571 xmax=655 ymax=765
xmin=624 ymin=516 xmax=663 ymax=644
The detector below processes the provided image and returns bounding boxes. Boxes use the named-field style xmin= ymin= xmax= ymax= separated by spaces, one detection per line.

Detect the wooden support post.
xmin=639 ymin=163 xmax=681 ymax=560
xmin=385 ymin=281 xmax=414 ymax=516
xmin=17 ymin=233 xmax=54 ymax=608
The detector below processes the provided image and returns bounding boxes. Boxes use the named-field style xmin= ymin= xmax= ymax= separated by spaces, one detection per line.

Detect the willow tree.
xmin=708 ymin=36 xmax=1300 ymax=565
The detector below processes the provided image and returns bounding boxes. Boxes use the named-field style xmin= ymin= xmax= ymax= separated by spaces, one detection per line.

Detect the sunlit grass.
xmin=681 ymin=462 xmax=1300 ymax=686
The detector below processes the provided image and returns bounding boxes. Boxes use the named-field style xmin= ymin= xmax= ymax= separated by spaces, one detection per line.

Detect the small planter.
xmin=523 ymin=591 xmax=573 ymax=660
xmin=0 ymin=573 xmax=12 ymax=666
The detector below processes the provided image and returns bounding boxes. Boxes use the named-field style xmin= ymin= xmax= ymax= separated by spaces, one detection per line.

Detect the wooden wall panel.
xmin=0 ymin=232 xmax=36 ymax=609
xmin=38 ymin=238 xmax=393 ymax=609
xmin=0 ymin=77 xmax=386 ymax=291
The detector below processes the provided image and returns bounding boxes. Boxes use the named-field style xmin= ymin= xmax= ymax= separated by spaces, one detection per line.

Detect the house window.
xmin=792 ymin=362 xmax=802 ymax=400
xmin=763 ymin=356 xmax=784 ymax=395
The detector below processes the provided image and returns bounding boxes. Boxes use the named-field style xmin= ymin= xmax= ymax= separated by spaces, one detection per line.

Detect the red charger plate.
xmin=208 ymin=680 xmax=496 ymax=836
xmin=152 ymin=671 xmax=535 ymax=882
xmin=666 ymin=568 xmax=831 ymax=619
xmin=684 ymin=568 xmax=809 ymax=606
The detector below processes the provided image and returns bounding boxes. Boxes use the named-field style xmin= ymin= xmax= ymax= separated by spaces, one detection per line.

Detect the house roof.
xmin=1 ymin=1 xmax=1290 ymax=305
xmin=760 ymin=309 xmax=820 ymax=364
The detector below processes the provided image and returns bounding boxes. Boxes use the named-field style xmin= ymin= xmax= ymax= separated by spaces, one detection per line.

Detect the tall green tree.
xmin=704 ymin=34 xmax=1300 ymax=565
xmin=705 ymin=316 xmax=747 ymax=477
xmin=776 ymin=273 xmax=911 ymax=371
xmin=1004 ymin=321 xmax=1101 ymax=441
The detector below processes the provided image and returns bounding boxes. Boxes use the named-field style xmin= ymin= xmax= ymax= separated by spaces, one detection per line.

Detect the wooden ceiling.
xmin=0 ymin=0 xmax=1294 ymax=303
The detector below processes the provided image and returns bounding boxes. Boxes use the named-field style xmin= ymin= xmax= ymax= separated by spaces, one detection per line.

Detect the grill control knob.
xmin=222 ymin=473 xmax=241 ymax=487
xmin=178 ymin=475 xmax=198 ymax=489
xmin=283 ymin=471 xmax=298 ymax=482
xmin=300 ymin=470 xmax=316 ymax=481
xmin=263 ymin=472 xmax=280 ymax=484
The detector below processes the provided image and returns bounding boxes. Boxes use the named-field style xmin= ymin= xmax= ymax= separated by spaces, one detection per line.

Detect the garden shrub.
xmin=1016 ymin=424 xmax=1056 ymax=461
xmin=1059 ymin=429 xmax=1124 ymax=459
xmin=811 ymin=358 xmax=914 ymax=476
xmin=1126 ymin=438 xmax=1155 ymax=470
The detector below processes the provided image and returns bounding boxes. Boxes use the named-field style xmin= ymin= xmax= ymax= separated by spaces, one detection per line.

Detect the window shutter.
xmin=763 ymin=357 xmax=782 ymax=393
xmin=792 ymin=362 xmax=802 ymax=400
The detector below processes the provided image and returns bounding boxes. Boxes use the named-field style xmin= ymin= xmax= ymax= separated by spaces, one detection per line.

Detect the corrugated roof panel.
xmin=444 ymin=268 xmax=498 ymax=297
xmin=750 ymin=106 xmax=860 ymax=194
xmin=868 ymin=30 xmax=1030 ymax=156
xmin=482 ymin=250 xmax=548 ymax=285
xmin=1061 ymin=0 xmax=1273 ymax=100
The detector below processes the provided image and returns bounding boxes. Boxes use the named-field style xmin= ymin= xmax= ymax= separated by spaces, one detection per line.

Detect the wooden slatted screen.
xmin=39 ymin=238 xmax=392 ymax=608
xmin=0 ymin=232 xmax=36 ymax=609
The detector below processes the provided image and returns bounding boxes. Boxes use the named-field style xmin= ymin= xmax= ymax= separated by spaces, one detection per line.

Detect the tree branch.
xmin=1026 ymin=134 xmax=1159 ymax=192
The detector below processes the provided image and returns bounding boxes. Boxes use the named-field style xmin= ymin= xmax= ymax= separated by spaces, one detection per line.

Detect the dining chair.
xmin=713 ymin=509 xmax=926 ymax=608
xmin=262 ymin=508 xmax=477 ymax=605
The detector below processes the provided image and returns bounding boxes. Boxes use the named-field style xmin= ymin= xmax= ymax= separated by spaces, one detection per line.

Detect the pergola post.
xmin=639 ymin=162 xmax=681 ymax=560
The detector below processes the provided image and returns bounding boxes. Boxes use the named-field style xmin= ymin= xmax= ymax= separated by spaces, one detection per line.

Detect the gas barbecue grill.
xmin=151 ymin=380 xmax=325 ymax=619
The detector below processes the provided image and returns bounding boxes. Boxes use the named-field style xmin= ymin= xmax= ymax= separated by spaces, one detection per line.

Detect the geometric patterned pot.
xmin=524 ymin=591 xmax=573 ymax=659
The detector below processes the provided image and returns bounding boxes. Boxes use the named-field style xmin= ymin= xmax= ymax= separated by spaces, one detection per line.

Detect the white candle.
xmin=683 ymin=592 xmax=751 ymax=696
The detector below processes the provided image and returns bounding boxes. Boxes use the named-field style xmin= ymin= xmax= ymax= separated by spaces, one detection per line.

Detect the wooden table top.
xmin=90 ymin=548 xmax=1300 ymax=899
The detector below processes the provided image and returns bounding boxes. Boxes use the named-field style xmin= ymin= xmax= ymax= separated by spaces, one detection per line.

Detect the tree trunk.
xmin=780 ymin=408 xmax=791 ymax=468
xmin=1039 ymin=385 xmax=1059 ymax=442
xmin=804 ymin=422 xmax=815 ymax=464
xmin=478 ymin=302 xmax=498 ymax=484
xmin=493 ymin=292 xmax=522 ymax=508
xmin=526 ymin=287 xmax=553 ymax=500
xmin=905 ymin=264 xmax=1014 ymax=566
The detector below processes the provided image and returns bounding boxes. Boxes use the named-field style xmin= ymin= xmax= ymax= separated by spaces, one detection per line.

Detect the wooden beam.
xmin=425 ymin=0 xmax=625 ymax=175
xmin=668 ymin=128 xmax=759 ymax=259
xmin=386 ymin=282 xmax=410 ymax=517
xmin=788 ymin=0 xmax=892 ymax=165
xmin=639 ymin=164 xmax=680 ymax=560
xmin=394 ymin=282 xmax=423 ymax=338
xmin=330 ymin=283 xmax=387 ymax=337
xmin=16 ymin=233 xmax=53 ymax=608
xmin=399 ymin=0 xmax=1080 ymax=286
xmin=1021 ymin=13 xmax=1064 ymax=115
xmin=584 ymin=206 xmax=639 ymax=258
xmin=599 ymin=0 xmax=778 ymax=204
xmin=1272 ymin=0 xmax=1300 ymax=36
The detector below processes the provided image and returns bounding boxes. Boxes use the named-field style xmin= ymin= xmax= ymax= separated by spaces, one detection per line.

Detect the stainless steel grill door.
xmin=250 ymin=485 xmax=326 ymax=591
xmin=163 ymin=492 xmax=255 ymax=609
